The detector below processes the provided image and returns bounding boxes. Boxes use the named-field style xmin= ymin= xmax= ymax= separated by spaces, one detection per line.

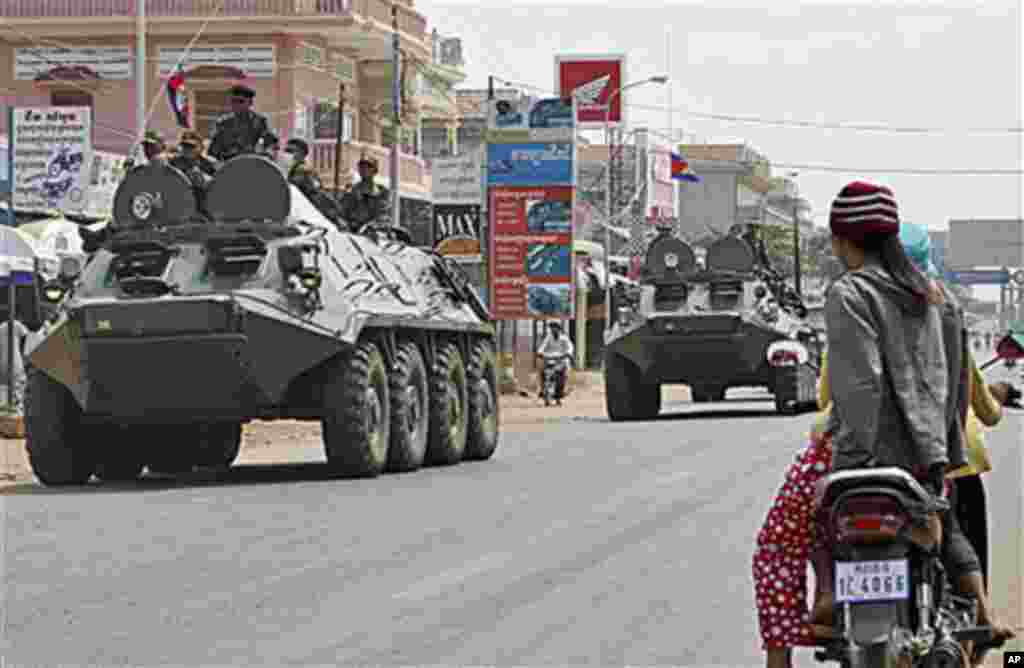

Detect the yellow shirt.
xmin=812 ymin=349 xmax=1001 ymax=477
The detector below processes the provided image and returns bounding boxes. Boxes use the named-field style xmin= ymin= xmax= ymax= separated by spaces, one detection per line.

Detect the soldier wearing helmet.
xmin=338 ymin=155 xmax=391 ymax=231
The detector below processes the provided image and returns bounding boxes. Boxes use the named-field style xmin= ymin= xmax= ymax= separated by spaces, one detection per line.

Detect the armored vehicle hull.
xmin=26 ymin=156 xmax=499 ymax=485
xmin=605 ymin=230 xmax=822 ymax=421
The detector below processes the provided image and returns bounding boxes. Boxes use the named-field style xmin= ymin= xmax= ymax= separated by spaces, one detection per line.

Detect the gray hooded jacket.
xmin=825 ymin=257 xmax=964 ymax=474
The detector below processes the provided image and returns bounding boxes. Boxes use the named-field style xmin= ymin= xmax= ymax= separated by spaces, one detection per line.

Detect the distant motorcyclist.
xmin=338 ymin=155 xmax=391 ymax=232
xmin=207 ymin=84 xmax=274 ymax=162
xmin=536 ymin=322 xmax=574 ymax=406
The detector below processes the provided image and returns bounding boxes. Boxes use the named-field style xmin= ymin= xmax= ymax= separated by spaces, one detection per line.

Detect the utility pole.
xmin=332 ymin=82 xmax=346 ymax=198
xmin=135 ymin=0 xmax=146 ymax=160
xmin=793 ymin=196 xmax=801 ymax=296
xmin=390 ymin=3 xmax=401 ymax=228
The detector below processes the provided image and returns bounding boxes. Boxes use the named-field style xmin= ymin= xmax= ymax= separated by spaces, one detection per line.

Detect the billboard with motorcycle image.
xmin=7 ymin=106 xmax=94 ymax=215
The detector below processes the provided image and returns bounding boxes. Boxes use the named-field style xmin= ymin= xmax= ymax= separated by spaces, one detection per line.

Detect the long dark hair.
xmin=859 ymin=233 xmax=935 ymax=303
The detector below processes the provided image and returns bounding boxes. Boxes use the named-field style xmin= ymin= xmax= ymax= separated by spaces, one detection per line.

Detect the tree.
xmin=760 ymin=224 xmax=833 ymax=279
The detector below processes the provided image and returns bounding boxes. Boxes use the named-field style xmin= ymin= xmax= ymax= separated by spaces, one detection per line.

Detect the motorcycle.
xmin=812 ymin=468 xmax=1005 ymax=667
xmin=540 ymin=354 xmax=570 ymax=406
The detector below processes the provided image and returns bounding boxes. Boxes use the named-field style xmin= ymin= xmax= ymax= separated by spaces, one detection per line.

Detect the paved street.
xmin=1 ymin=385 xmax=1021 ymax=667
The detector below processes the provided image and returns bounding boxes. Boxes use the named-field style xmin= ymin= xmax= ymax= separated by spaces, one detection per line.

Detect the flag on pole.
xmin=166 ymin=66 xmax=190 ymax=129
xmin=670 ymin=152 xmax=700 ymax=182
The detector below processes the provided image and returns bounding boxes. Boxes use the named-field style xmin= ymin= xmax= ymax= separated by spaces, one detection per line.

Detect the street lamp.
xmin=602 ymin=75 xmax=668 ymax=342
xmin=788 ymin=171 xmax=802 ymax=297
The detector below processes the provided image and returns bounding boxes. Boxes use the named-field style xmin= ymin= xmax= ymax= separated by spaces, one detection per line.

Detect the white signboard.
xmin=430 ymin=147 xmax=483 ymax=204
xmin=158 ymin=44 xmax=276 ymax=77
xmin=14 ymin=46 xmax=133 ymax=80
xmin=10 ymin=106 xmax=94 ymax=215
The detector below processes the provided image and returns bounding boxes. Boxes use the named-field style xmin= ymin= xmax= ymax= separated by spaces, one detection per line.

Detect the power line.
xmin=488 ymin=78 xmax=1024 ymax=176
xmin=491 ymin=77 xmax=1023 ymax=135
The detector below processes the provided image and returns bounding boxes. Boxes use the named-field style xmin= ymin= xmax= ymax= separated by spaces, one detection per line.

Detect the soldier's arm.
xmin=207 ymin=120 xmax=228 ymax=160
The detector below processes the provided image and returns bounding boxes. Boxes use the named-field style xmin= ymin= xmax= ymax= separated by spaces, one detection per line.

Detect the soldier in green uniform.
xmin=338 ymin=156 xmax=391 ymax=232
xmin=123 ymin=129 xmax=168 ymax=172
xmin=170 ymin=130 xmax=217 ymax=178
xmin=170 ymin=130 xmax=217 ymax=214
xmin=207 ymin=84 xmax=274 ymax=162
xmin=283 ymin=139 xmax=345 ymax=226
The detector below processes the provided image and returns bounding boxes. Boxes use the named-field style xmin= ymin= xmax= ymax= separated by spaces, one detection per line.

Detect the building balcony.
xmin=308 ymin=139 xmax=428 ymax=197
xmin=2 ymin=0 xmax=428 ymax=52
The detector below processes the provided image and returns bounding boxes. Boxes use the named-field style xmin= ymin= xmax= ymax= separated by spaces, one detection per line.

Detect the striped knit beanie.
xmin=829 ymin=180 xmax=900 ymax=241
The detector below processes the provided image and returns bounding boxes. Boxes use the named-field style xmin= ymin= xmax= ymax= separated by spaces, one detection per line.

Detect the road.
xmin=1 ymin=386 xmax=1021 ymax=667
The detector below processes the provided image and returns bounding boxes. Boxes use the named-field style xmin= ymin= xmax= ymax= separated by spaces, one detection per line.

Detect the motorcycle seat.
xmin=814 ymin=467 xmax=937 ymax=512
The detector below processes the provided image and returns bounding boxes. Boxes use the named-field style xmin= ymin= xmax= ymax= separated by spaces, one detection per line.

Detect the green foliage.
xmin=761 ymin=224 xmax=833 ymax=278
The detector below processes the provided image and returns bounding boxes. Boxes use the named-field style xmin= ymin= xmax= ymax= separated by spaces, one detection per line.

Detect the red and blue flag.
xmin=671 ymin=152 xmax=700 ymax=182
xmin=166 ymin=66 xmax=190 ymax=128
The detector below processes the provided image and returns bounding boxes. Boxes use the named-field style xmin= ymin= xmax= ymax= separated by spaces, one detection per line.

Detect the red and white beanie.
xmin=829 ymin=180 xmax=900 ymax=241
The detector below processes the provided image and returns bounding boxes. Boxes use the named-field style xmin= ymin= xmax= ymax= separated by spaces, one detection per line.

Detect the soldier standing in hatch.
xmin=283 ymin=139 xmax=345 ymax=225
xmin=338 ymin=156 xmax=391 ymax=231
xmin=170 ymin=130 xmax=217 ymax=214
xmin=207 ymin=84 xmax=274 ymax=162
xmin=123 ymin=130 xmax=168 ymax=172
xmin=170 ymin=130 xmax=217 ymax=178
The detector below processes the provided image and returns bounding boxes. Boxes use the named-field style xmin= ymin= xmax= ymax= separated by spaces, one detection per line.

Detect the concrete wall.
xmin=677 ymin=169 xmax=739 ymax=237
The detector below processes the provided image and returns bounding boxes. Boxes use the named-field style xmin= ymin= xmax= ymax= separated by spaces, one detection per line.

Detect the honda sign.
xmin=555 ymin=54 xmax=626 ymax=126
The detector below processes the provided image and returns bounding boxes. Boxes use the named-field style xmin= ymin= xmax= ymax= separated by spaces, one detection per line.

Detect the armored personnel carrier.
xmin=26 ymin=155 xmax=498 ymax=486
xmin=605 ymin=224 xmax=822 ymax=420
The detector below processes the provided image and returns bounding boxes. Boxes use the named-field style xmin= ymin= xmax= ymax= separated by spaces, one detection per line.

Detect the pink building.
xmin=0 ymin=0 xmax=464 ymax=199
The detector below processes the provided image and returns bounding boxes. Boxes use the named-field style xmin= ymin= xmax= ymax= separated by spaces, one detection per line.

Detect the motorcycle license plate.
xmin=834 ymin=559 xmax=910 ymax=603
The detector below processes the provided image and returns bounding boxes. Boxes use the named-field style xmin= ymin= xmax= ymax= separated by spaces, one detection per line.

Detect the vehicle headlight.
xmin=42 ymin=282 xmax=66 ymax=303
xmin=298 ymin=268 xmax=322 ymax=290
xmin=664 ymin=252 xmax=679 ymax=269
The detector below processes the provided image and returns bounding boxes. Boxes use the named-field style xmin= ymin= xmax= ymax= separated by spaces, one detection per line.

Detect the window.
xmin=311 ymin=102 xmax=353 ymax=142
xmin=50 ymin=90 xmax=93 ymax=108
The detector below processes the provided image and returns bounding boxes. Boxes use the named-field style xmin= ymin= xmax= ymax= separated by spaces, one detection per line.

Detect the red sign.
xmin=556 ymin=56 xmax=624 ymax=124
xmin=489 ymin=186 xmax=574 ymax=319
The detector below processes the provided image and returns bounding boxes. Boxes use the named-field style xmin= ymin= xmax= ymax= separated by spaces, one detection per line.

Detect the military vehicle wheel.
xmin=195 ymin=422 xmax=243 ymax=470
xmin=605 ymin=353 xmax=661 ymax=421
xmin=93 ymin=426 xmax=145 ymax=482
xmin=426 ymin=343 xmax=469 ymax=466
xmin=322 ymin=341 xmax=390 ymax=477
xmin=386 ymin=342 xmax=430 ymax=472
xmin=25 ymin=367 xmax=96 ymax=486
xmin=465 ymin=340 xmax=499 ymax=461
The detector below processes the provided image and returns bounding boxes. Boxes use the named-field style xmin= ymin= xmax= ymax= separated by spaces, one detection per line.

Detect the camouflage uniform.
xmin=170 ymin=153 xmax=217 ymax=178
xmin=208 ymin=111 xmax=273 ymax=162
xmin=288 ymin=161 xmax=323 ymax=199
xmin=339 ymin=179 xmax=392 ymax=230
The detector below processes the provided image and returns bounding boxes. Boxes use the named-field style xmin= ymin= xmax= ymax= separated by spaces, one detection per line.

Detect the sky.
xmin=419 ymin=0 xmax=1023 ymax=233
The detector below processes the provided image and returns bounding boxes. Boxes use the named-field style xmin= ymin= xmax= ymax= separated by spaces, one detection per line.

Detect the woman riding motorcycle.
xmin=752 ymin=183 xmax=1012 ymax=667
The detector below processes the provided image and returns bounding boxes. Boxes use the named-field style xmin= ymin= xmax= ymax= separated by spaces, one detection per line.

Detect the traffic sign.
xmin=945 ymin=269 xmax=1011 ymax=285
xmin=1014 ymin=269 xmax=1024 ymax=285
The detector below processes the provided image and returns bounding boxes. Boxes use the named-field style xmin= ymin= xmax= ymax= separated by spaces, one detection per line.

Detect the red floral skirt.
xmin=752 ymin=437 xmax=833 ymax=649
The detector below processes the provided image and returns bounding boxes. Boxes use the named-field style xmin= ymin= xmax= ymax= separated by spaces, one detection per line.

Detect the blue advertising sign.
xmin=945 ymin=269 xmax=1010 ymax=285
xmin=0 ymin=144 xmax=8 ymax=197
xmin=487 ymin=142 xmax=573 ymax=186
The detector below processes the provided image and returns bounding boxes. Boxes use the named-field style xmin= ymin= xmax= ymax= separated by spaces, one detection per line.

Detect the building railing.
xmin=309 ymin=139 xmax=427 ymax=192
xmin=2 ymin=0 xmax=427 ymax=40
